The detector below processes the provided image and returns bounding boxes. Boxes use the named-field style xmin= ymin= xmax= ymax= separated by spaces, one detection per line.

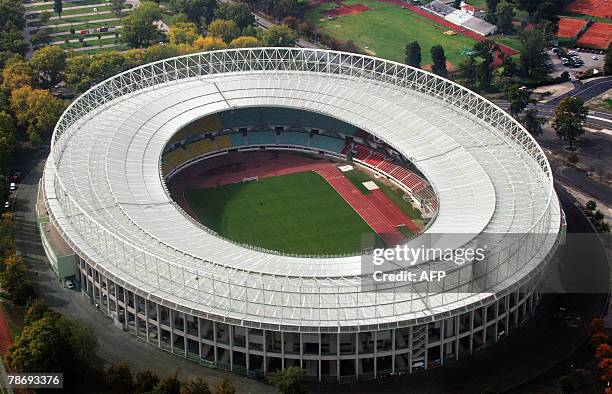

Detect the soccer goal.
xmin=242 ymin=176 xmax=259 ymax=184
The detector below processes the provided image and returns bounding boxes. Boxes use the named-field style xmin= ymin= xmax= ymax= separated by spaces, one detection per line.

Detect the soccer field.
xmin=184 ymin=171 xmax=381 ymax=255
xmin=307 ymin=0 xmax=476 ymax=66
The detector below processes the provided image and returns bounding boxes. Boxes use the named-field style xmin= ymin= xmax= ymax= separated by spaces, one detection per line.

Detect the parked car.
xmin=80 ymin=29 xmax=89 ymax=34
xmin=100 ymin=27 xmax=108 ymax=32
xmin=3 ymin=201 xmax=8 ymax=209
xmin=65 ymin=280 xmax=75 ymax=289
xmin=9 ymin=182 xmax=15 ymax=191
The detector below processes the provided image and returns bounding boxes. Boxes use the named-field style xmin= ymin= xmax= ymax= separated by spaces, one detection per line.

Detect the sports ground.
xmin=306 ymin=0 xmax=477 ymax=66
xmin=171 ymin=152 xmax=422 ymax=256
xmin=185 ymin=171 xmax=381 ymax=255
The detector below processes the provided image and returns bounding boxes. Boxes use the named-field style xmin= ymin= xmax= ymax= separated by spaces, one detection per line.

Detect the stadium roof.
xmin=45 ymin=48 xmax=560 ymax=330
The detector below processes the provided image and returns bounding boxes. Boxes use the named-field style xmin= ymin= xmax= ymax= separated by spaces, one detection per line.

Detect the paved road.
xmin=494 ymin=101 xmax=612 ymax=129
xmin=492 ymin=76 xmax=612 ymax=130
xmin=11 ymin=152 xmax=273 ymax=394
xmin=548 ymin=76 xmax=612 ymax=105
xmin=556 ymin=166 xmax=612 ymax=207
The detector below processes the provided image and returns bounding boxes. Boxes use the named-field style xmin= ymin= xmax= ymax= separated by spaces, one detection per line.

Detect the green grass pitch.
xmin=306 ymin=0 xmax=476 ymax=66
xmin=184 ymin=171 xmax=382 ymax=255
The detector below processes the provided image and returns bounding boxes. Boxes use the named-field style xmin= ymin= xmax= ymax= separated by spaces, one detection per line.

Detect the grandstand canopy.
xmin=45 ymin=48 xmax=560 ymax=329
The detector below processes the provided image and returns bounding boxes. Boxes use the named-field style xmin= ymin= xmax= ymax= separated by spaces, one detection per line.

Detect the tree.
xmin=605 ymin=44 xmax=612 ymax=75
xmin=193 ymin=36 xmax=227 ymax=51
xmin=515 ymin=0 xmax=539 ymax=17
xmin=168 ymin=22 xmax=199 ymax=45
xmin=9 ymin=86 xmax=65 ymax=144
xmin=430 ymin=45 xmax=447 ymax=77
xmin=105 ymin=364 xmax=134 ymax=394
xmin=37 ymin=11 xmax=52 ymax=31
xmin=54 ymin=0 xmax=62 ymax=18
xmin=485 ymin=0 xmax=500 ymax=23
xmin=121 ymin=1 xmax=162 ymax=48
xmin=229 ymin=36 xmax=260 ymax=48
xmin=157 ymin=372 xmax=181 ymax=394
xmin=473 ymin=41 xmax=495 ymax=90
xmin=453 ymin=0 xmax=461 ymax=8
xmin=518 ymin=27 xmax=549 ymax=78
xmin=596 ymin=344 xmax=612 ymax=361
xmin=30 ymin=46 xmax=67 ymax=88
xmin=24 ymin=298 xmax=53 ymax=325
xmin=404 ymin=41 xmax=421 ymax=68
xmin=214 ymin=3 xmax=254 ymax=30
xmin=259 ymin=25 xmax=298 ymax=47
xmin=31 ymin=29 xmax=52 ymax=47
xmin=553 ymin=97 xmax=588 ymax=150
xmin=207 ymin=19 xmax=240 ymax=43
xmin=459 ymin=56 xmax=478 ymax=90
xmin=586 ymin=200 xmax=597 ymax=211
xmin=522 ymin=108 xmax=543 ymax=137
xmin=181 ymin=377 xmax=211 ymax=394
xmin=5 ymin=315 xmax=98 ymax=386
xmin=0 ymin=253 xmax=30 ymax=304
xmin=0 ymin=111 xmax=16 ymax=173
xmin=495 ymin=0 xmax=514 ymax=34
xmin=5 ymin=316 xmax=66 ymax=373
xmin=110 ymin=0 xmax=125 ymax=15
xmin=211 ymin=377 xmax=235 ymax=394
xmin=506 ymin=85 xmax=531 ymax=117
xmin=1 ymin=57 xmax=33 ymax=90
xmin=134 ymin=370 xmax=159 ymax=393
xmin=169 ymin=0 xmax=217 ymax=28
xmin=268 ymin=367 xmax=305 ymax=394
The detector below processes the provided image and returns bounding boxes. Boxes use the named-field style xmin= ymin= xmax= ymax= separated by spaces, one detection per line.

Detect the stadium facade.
xmin=40 ymin=48 xmax=563 ymax=381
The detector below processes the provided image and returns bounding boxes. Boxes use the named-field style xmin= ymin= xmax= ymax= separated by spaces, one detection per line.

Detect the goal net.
xmin=242 ymin=176 xmax=259 ymax=184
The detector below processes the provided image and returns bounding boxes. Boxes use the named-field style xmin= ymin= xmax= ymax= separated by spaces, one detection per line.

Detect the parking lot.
xmin=548 ymin=47 xmax=607 ymax=78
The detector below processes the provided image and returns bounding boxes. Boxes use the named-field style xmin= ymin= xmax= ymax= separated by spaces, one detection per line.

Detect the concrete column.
xmin=198 ymin=318 xmax=202 ymax=360
xmin=156 ymin=304 xmax=161 ymax=347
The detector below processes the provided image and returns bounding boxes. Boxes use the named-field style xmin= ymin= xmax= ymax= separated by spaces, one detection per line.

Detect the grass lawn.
xmin=185 ymin=171 xmax=382 ymax=255
xmin=28 ymin=4 xmax=112 ymax=15
xmin=52 ymin=28 xmax=121 ymax=40
xmin=490 ymin=34 xmax=523 ymax=51
xmin=25 ymin=0 xmax=107 ymax=10
xmin=44 ymin=19 xmax=122 ymax=33
xmin=306 ymin=0 xmax=476 ymax=65
xmin=60 ymin=37 xmax=119 ymax=48
xmin=74 ymin=45 xmax=130 ymax=54
xmin=42 ymin=11 xmax=124 ymax=25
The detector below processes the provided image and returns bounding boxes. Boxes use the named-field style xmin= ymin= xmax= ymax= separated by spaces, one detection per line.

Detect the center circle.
xmin=162 ymin=106 xmax=438 ymax=256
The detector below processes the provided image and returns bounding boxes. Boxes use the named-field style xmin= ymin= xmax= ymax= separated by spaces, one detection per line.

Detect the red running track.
xmin=0 ymin=309 xmax=13 ymax=355
xmin=315 ymin=167 xmax=406 ymax=246
xmin=368 ymin=189 xmax=420 ymax=234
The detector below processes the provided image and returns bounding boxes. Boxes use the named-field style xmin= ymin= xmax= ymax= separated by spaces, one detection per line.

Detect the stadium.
xmin=40 ymin=48 xmax=563 ymax=382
